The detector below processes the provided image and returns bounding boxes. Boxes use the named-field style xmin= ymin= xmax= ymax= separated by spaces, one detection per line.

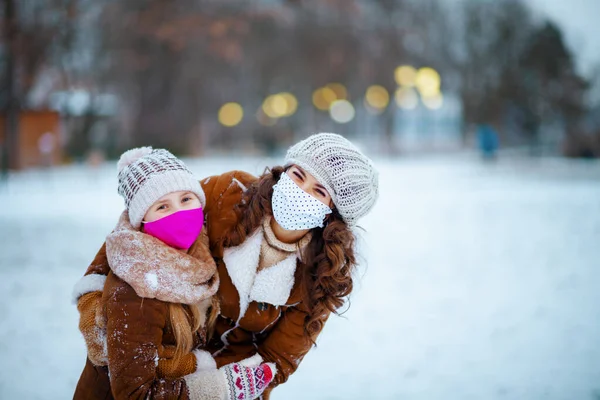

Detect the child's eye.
xmin=182 ymin=196 xmax=192 ymax=203
xmin=315 ymin=189 xmax=325 ymax=197
xmin=157 ymin=204 xmax=167 ymax=211
xmin=293 ymin=171 xmax=303 ymax=181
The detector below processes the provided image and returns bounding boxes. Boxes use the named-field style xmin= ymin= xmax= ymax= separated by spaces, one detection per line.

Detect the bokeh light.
xmin=312 ymin=87 xmax=338 ymax=111
xmin=422 ymin=92 xmax=444 ymax=110
xmin=218 ymin=102 xmax=244 ymax=127
xmin=365 ymin=85 xmax=390 ymax=113
xmin=326 ymin=83 xmax=348 ymax=100
xmin=329 ymin=100 xmax=355 ymax=123
xmin=280 ymin=92 xmax=298 ymax=116
xmin=394 ymin=65 xmax=417 ymax=87
xmin=262 ymin=92 xmax=298 ymax=118
xmin=415 ymin=67 xmax=441 ymax=97
xmin=395 ymin=87 xmax=419 ymax=110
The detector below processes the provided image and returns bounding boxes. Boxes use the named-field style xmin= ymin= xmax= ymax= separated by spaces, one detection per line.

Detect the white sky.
xmin=525 ymin=0 xmax=600 ymax=76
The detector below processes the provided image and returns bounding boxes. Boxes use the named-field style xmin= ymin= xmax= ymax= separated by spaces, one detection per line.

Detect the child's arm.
xmin=72 ymin=242 xmax=111 ymax=366
xmin=157 ymin=346 xmax=216 ymax=378
xmin=104 ymin=272 xmax=195 ymax=399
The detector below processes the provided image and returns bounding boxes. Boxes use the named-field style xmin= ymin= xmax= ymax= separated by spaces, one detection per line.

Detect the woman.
xmin=74 ymin=132 xmax=379 ymax=399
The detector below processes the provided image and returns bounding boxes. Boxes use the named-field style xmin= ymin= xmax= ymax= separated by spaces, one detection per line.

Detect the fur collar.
xmin=105 ymin=211 xmax=219 ymax=304
xmin=222 ymin=226 xmax=299 ymax=322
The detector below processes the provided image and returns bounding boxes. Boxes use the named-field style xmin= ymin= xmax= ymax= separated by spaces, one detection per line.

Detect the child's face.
xmin=143 ymin=191 xmax=202 ymax=223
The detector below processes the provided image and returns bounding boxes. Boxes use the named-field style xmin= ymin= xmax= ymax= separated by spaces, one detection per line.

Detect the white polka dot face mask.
xmin=271 ymin=172 xmax=333 ymax=231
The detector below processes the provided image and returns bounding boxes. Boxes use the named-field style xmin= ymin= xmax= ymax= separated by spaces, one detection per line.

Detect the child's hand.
xmin=156 ymin=348 xmax=216 ymax=378
xmin=77 ymin=291 xmax=108 ymax=366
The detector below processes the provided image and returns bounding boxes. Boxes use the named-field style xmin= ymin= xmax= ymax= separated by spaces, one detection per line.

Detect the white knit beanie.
xmin=116 ymin=147 xmax=206 ymax=229
xmin=284 ymin=133 xmax=379 ymax=226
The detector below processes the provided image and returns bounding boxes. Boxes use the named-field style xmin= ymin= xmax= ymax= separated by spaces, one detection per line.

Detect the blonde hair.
xmin=101 ymin=286 xmax=220 ymax=363
xmin=167 ymin=296 xmax=220 ymax=361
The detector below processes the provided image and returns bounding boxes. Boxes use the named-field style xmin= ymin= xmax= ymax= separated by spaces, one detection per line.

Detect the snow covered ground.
xmin=1 ymin=155 xmax=599 ymax=400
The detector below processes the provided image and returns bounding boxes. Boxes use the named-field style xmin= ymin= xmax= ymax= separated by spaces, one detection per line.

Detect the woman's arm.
xmin=255 ymin=301 xmax=331 ymax=387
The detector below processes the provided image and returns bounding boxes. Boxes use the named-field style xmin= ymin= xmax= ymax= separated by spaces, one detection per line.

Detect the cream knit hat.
xmin=284 ymin=133 xmax=379 ymax=226
xmin=116 ymin=147 xmax=206 ymax=228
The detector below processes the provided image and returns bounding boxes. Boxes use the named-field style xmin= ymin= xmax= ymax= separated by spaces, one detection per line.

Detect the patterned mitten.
xmin=184 ymin=358 xmax=275 ymax=400
xmin=221 ymin=362 xmax=274 ymax=400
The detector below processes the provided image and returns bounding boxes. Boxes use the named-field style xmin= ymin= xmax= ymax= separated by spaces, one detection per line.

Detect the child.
xmin=73 ymin=147 xmax=274 ymax=400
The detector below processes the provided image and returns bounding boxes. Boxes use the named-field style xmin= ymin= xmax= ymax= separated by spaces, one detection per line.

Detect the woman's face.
xmin=142 ymin=191 xmax=202 ymax=223
xmin=286 ymin=165 xmax=333 ymax=207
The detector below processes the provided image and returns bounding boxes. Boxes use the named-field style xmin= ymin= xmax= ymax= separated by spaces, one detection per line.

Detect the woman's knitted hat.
xmin=116 ymin=147 xmax=206 ymax=229
xmin=284 ymin=133 xmax=379 ymax=226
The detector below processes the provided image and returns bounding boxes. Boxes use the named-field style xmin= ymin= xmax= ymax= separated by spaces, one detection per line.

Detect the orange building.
xmin=0 ymin=110 xmax=62 ymax=170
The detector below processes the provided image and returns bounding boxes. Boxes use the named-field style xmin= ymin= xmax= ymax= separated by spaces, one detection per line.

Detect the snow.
xmin=144 ymin=273 xmax=158 ymax=291
xmin=1 ymin=155 xmax=599 ymax=399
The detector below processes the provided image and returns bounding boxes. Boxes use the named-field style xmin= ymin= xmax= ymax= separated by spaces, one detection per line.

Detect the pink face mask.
xmin=142 ymin=207 xmax=204 ymax=250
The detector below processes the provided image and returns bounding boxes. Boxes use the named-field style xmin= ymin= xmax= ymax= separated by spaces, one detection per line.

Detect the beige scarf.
xmin=105 ymin=211 xmax=219 ymax=304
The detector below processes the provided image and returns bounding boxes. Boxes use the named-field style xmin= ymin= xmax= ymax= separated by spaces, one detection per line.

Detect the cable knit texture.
xmin=284 ymin=132 xmax=379 ymax=226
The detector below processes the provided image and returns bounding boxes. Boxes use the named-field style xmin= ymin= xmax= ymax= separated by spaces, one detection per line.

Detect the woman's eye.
xmin=315 ymin=189 xmax=325 ymax=197
xmin=293 ymin=171 xmax=303 ymax=180
xmin=182 ymin=197 xmax=192 ymax=202
xmin=157 ymin=205 xmax=167 ymax=211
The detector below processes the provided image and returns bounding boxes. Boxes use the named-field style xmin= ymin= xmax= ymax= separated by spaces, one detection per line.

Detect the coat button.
xmin=257 ymin=302 xmax=268 ymax=311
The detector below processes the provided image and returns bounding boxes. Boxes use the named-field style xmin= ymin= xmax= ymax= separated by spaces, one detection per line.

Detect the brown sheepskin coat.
xmin=75 ymin=171 xmax=331 ymax=399
xmin=73 ymin=217 xmax=218 ymax=400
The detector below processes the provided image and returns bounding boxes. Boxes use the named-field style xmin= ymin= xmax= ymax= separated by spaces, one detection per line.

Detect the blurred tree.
xmin=1 ymin=0 xmax=80 ymax=166
xmin=459 ymin=0 xmax=589 ymax=154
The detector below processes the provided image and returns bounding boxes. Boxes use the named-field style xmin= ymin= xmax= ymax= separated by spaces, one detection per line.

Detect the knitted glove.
xmin=184 ymin=355 xmax=275 ymax=400
xmin=77 ymin=291 xmax=108 ymax=366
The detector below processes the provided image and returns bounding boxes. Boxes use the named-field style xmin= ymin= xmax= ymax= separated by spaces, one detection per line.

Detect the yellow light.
xmin=312 ymin=87 xmax=337 ymax=111
xmin=415 ymin=67 xmax=441 ymax=97
xmin=365 ymin=85 xmax=390 ymax=110
xmin=422 ymin=92 xmax=444 ymax=110
xmin=329 ymin=100 xmax=355 ymax=123
xmin=326 ymin=83 xmax=347 ymax=100
xmin=218 ymin=102 xmax=243 ymax=127
xmin=364 ymin=98 xmax=383 ymax=115
xmin=262 ymin=95 xmax=286 ymax=118
xmin=280 ymin=92 xmax=298 ymax=117
xmin=394 ymin=65 xmax=417 ymax=87
xmin=271 ymin=94 xmax=288 ymax=116
xmin=395 ymin=87 xmax=419 ymax=110
xmin=419 ymin=85 xmax=441 ymax=98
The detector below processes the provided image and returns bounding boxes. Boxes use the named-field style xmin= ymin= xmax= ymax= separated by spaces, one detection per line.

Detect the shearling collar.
xmin=222 ymin=224 xmax=300 ymax=322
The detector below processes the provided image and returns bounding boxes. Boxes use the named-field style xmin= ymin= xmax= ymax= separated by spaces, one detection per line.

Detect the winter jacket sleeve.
xmin=200 ymin=171 xmax=257 ymax=254
xmin=255 ymin=301 xmax=331 ymax=387
xmin=73 ymin=243 xmax=111 ymax=366
xmin=104 ymin=271 xmax=193 ymax=399
xmin=77 ymin=291 xmax=108 ymax=366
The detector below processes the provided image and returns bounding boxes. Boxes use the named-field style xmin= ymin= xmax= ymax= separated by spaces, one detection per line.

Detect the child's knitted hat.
xmin=116 ymin=147 xmax=206 ymax=228
xmin=284 ymin=133 xmax=379 ymax=226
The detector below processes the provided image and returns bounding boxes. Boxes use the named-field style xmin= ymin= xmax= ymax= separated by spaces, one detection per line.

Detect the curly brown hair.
xmin=222 ymin=166 xmax=357 ymax=342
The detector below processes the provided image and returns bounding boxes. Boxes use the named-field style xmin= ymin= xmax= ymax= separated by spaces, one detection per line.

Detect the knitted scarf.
xmin=105 ymin=211 xmax=219 ymax=304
